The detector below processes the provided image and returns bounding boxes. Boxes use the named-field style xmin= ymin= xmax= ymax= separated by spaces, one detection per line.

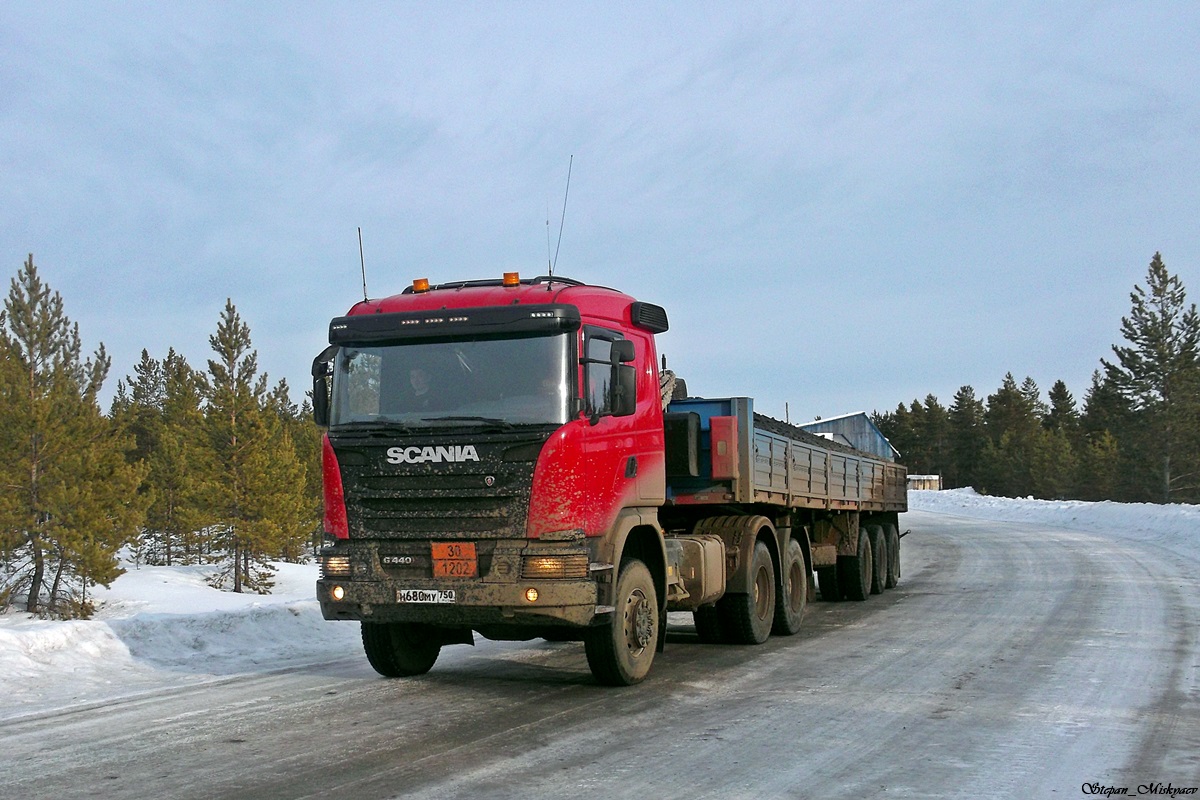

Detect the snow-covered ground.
xmin=2 ymin=488 xmax=1197 ymax=722
xmin=0 ymin=561 xmax=360 ymax=721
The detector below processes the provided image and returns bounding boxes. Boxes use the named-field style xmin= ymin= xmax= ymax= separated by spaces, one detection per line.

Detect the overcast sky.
xmin=3 ymin=2 xmax=1198 ymax=421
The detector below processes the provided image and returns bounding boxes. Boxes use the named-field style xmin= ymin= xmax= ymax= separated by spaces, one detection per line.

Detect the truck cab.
xmin=314 ymin=274 xmax=671 ymax=685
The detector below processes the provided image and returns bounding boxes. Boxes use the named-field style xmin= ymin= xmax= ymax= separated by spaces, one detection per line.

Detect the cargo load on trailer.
xmin=313 ymin=273 xmax=906 ymax=685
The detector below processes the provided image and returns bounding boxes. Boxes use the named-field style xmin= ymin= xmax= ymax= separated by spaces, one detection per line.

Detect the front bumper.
xmin=317 ymin=538 xmax=603 ymax=627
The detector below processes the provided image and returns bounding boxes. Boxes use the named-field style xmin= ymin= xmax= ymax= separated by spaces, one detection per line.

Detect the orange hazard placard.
xmin=431 ymin=542 xmax=477 ymax=578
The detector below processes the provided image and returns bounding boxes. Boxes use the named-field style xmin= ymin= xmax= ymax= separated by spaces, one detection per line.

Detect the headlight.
xmin=521 ymin=554 xmax=589 ymax=579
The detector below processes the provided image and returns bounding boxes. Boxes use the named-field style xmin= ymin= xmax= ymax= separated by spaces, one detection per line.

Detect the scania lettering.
xmin=386 ymin=445 xmax=481 ymax=464
xmin=313 ymin=273 xmax=907 ymax=685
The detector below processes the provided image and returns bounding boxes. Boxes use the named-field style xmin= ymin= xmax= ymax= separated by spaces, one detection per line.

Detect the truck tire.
xmin=693 ymin=605 xmax=724 ymax=644
xmin=718 ymin=540 xmax=775 ymax=644
xmin=885 ymin=523 xmax=901 ymax=589
xmin=837 ymin=528 xmax=873 ymax=602
xmin=817 ymin=566 xmax=841 ymax=601
xmin=771 ymin=537 xmax=808 ymax=636
xmin=361 ymin=622 xmax=441 ymax=677
xmin=868 ymin=525 xmax=887 ymax=595
xmin=585 ymin=558 xmax=659 ymax=686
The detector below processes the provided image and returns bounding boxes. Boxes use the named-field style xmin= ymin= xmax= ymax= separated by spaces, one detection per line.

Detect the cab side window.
xmin=582 ymin=328 xmax=625 ymax=418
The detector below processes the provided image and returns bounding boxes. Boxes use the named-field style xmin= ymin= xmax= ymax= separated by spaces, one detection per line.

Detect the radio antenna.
xmin=546 ymin=201 xmax=553 ymax=274
xmin=550 ymin=155 xmax=573 ymax=281
xmin=358 ymin=227 xmax=368 ymax=303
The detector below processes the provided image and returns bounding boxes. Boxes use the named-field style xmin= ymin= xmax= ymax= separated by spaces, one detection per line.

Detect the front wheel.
xmin=585 ymin=558 xmax=659 ymax=686
xmin=361 ymin=622 xmax=441 ymax=677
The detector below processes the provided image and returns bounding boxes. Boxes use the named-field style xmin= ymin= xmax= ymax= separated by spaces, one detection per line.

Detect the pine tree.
xmin=113 ymin=349 xmax=214 ymax=566
xmin=265 ymin=377 xmax=318 ymax=562
xmin=0 ymin=255 xmax=146 ymax=617
xmin=1101 ymin=253 xmax=1200 ymax=502
xmin=202 ymin=300 xmax=309 ymax=593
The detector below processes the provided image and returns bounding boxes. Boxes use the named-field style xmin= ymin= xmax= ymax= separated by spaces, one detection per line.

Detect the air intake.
xmin=630 ymin=302 xmax=669 ymax=333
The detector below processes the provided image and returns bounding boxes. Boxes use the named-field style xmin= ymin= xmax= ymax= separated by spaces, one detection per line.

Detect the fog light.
xmin=524 ymin=588 xmax=539 ymax=602
xmin=331 ymin=585 xmax=345 ymax=601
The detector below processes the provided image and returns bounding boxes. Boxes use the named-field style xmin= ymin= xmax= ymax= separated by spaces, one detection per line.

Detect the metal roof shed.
xmin=798 ymin=412 xmax=901 ymax=463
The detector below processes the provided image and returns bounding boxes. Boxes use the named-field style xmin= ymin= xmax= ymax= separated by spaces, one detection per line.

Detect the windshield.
xmin=330 ymin=333 xmax=571 ymax=428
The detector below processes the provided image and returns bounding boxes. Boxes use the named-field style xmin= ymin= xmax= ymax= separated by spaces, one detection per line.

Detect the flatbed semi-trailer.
xmin=313 ymin=273 xmax=906 ymax=685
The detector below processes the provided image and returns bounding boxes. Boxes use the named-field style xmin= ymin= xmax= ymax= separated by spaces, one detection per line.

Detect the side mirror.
xmin=610 ymin=339 xmax=636 ymax=365
xmin=611 ymin=364 xmax=637 ymax=417
xmin=311 ymin=346 xmax=337 ymax=427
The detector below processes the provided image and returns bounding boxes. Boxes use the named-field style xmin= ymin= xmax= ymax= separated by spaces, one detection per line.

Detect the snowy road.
xmin=3 ymin=509 xmax=1198 ymax=799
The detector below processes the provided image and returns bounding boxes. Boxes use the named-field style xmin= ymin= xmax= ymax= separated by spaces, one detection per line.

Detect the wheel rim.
xmin=788 ymin=560 xmax=803 ymax=611
xmin=754 ymin=564 xmax=772 ymax=620
xmin=625 ymin=587 xmax=654 ymax=653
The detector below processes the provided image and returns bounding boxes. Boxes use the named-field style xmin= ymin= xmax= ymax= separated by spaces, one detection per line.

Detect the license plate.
xmin=431 ymin=542 xmax=478 ymax=578
xmin=397 ymin=589 xmax=456 ymax=604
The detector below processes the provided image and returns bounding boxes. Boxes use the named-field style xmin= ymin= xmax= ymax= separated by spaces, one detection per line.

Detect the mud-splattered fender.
xmin=590 ymin=507 xmax=667 ymax=615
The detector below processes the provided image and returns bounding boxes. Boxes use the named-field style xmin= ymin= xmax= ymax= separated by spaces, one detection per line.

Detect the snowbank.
xmin=0 ymin=560 xmax=358 ymax=721
xmin=909 ymin=488 xmax=1200 ymax=562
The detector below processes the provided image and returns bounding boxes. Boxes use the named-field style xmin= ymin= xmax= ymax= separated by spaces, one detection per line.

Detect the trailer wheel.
xmin=885 ymin=523 xmax=901 ymax=589
xmin=817 ymin=566 xmax=841 ymax=601
xmin=718 ymin=540 xmax=776 ymax=644
xmin=361 ymin=622 xmax=441 ymax=677
xmin=837 ymin=528 xmax=872 ymax=601
xmin=585 ymin=558 xmax=659 ymax=686
xmin=771 ymin=538 xmax=808 ymax=636
xmin=693 ymin=605 xmax=724 ymax=643
xmin=868 ymin=525 xmax=887 ymax=595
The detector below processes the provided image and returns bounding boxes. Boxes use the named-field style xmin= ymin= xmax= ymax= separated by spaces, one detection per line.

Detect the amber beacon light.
xmin=412 ymin=277 xmax=430 ymax=293
xmin=503 ymin=271 xmax=521 ymax=287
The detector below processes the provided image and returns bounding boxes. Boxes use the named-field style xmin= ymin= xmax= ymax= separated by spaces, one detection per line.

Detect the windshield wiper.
xmin=421 ymin=416 xmax=516 ymax=430
xmin=330 ymin=421 xmax=414 ymax=436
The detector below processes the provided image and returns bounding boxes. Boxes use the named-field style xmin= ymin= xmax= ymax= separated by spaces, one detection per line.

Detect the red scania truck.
xmin=313 ymin=273 xmax=906 ymax=685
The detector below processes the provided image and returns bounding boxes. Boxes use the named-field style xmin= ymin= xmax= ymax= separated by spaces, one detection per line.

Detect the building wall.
xmin=800 ymin=414 xmax=897 ymax=462
xmin=907 ymin=474 xmax=943 ymax=491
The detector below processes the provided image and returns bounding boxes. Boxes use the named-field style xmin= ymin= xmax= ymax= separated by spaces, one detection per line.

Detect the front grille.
xmin=335 ymin=445 xmax=538 ymax=540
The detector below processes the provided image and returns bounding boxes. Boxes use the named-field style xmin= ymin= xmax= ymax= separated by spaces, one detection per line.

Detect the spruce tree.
xmin=980 ymin=374 xmax=1043 ymax=496
xmin=1030 ymin=429 xmax=1077 ymax=499
xmin=0 ymin=255 xmax=146 ymax=617
xmin=948 ymin=385 xmax=986 ymax=489
xmin=1101 ymin=253 xmax=1200 ymax=502
xmin=1045 ymin=380 xmax=1080 ymax=434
